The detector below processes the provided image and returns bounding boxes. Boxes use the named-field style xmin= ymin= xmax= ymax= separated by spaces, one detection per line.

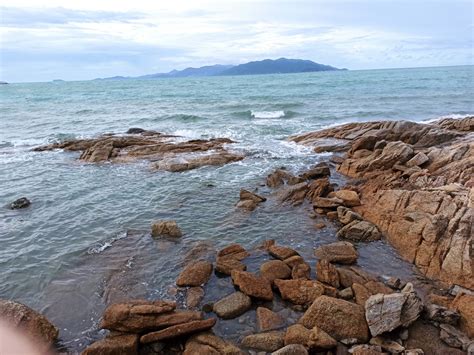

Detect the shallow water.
xmin=1 ymin=66 xmax=473 ymax=352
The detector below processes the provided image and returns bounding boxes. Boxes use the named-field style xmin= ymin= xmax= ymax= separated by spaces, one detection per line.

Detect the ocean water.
xmin=1 ymin=65 xmax=473 ymax=351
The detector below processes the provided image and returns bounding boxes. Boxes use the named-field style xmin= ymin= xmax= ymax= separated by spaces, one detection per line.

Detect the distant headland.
xmin=96 ymin=58 xmax=346 ymax=81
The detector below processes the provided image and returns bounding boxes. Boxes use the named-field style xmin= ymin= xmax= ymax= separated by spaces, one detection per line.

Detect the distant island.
xmin=96 ymin=58 xmax=346 ymax=80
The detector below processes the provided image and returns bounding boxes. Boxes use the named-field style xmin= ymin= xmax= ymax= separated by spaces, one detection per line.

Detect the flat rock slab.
xmin=176 ymin=261 xmax=213 ymax=287
xmin=274 ymin=279 xmax=324 ymax=305
xmin=231 ymin=271 xmax=273 ymax=301
xmin=140 ymin=318 xmax=216 ymax=344
xmin=241 ymin=331 xmax=285 ymax=352
xmin=314 ymin=241 xmax=358 ymax=264
xmin=269 ymin=245 xmax=299 ymax=260
xmin=82 ymin=334 xmax=139 ymax=355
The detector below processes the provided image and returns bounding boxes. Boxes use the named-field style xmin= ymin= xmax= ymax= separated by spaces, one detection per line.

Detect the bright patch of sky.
xmin=1 ymin=0 xmax=472 ymax=82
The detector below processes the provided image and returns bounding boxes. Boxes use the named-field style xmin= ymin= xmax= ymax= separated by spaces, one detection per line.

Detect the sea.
xmin=1 ymin=65 xmax=473 ymax=351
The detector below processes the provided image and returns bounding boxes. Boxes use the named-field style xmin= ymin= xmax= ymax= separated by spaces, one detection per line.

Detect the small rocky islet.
xmin=2 ymin=116 xmax=473 ymax=354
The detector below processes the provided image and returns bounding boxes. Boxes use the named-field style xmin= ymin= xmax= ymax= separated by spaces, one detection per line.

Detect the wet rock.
xmin=0 ymin=299 xmax=58 ymax=348
xmin=299 ymin=295 xmax=369 ymax=342
xmin=126 ymin=127 xmax=147 ymax=134
xmin=176 ymin=261 xmax=213 ymax=287
xmin=277 ymin=182 xmax=308 ymax=205
xmin=256 ymin=307 xmax=285 ymax=331
xmin=337 ymin=206 xmax=363 ymax=225
xmin=439 ymin=323 xmax=472 ymax=350
xmin=313 ymin=196 xmax=344 ymax=209
xmin=216 ymin=257 xmax=246 ymax=275
xmin=369 ymin=336 xmax=405 ymax=353
xmin=213 ymin=292 xmax=252 ymax=319
xmin=269 ymin=245 xmax=299 ymax=260
xmin=231 ymin=271 xmax=273 ymax=301
xmin=184 ymin=332 xmax=244 ymax=355
xmin=291 ymin=263 xmax=311 ymax=280
xmin=314 ymin=241 xmax=358 ymax=264
xmin=274 ymin=279 xmax=324 ymax=305
xmin=307 ymin=177 xmax=333 ymax=202
xmin=140 ymin=318 xmax=216 ymax=343
xmin=237 ymin=189 xmax=266 ymax=211
xmin=333 ymin=190 xmax=361 ymax=207
xmin=425 ymin=303 xmax=460 ymax=325
xmin=336 ymin=220 xmax=382 ymax=241
xmin=267 ymin=169 xmax=294 ymax=188
xmin=241 ymin=331 xmax=285 ymax=352
xmin=82 ymin=334 xmax=139 ymax=355
xmin=9 ymin=197 xmax=31 ymax=209
xmin=151 ymin=220 xmax=182 ymax=238
xmin=365 ymin=283 xmax=423 ymax=336
xmin=272 ymin=344 xmax=308 ymax=355
xmin=186 ymin=287 xmax=204 ymax=308
xmin=217 ymin=244 xmax=249 ymax=260
xmin=100 ymin=301 xmax=199 ymax=333
xmin=260 ymin=260 xmax=292 ymax=283
xmin=316 ymin=259 xmax=340 ymax=288
xmin=338 ymin=287 xmax=354 ymax=300
xmin=300 ymin=164 xmax=330 ymax=180
xmin=451 ymin=293 xmax=474 ymax=337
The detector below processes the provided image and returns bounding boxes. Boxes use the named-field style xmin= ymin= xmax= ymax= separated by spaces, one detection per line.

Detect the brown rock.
xmin=186 ymin=287 xmax=204 ymax=308
xmin=82 ymin=334 xmax=138 ymax=355
xmin=336 ymin=220 xmax=382 ymax=241
xmin=277 ymin=182 xmax=309 ymax=205
xmin=284 ymin=324 xmax=311 ymax=346
xmin=307 ymin=177 xmax=333 ymax=201
xmin=352 ymin=283 xmax=371 ymax=306
xmin=313 ymin=196 xmax=344 ymax=209
xmin=176 ymin=261 xmax=213 ymax=287
xmin=240 ymin=189 xmax=266 ymax=203
xmin=309 ymin=325 xmax=337 ymax=350
xmin=292 ymin=263 xmax=311 ymax=280
xmin=151 ymin=220 xmax=182 ymax=238
xmin=314 ymin=241 xmax=358 ymax=264
xmin=213 ymin=292 xmax=252 ymax=319
xmin=241 ymin=331 xmax=285 ymax=352
xmin=406 ymin=152 xmax=429 ymax=167
xmin=140 ymin=318 xmax=216 ymax=343
xmin=217 ymin=244 xmax=249 ymax=259
xmin=184 ymin=332 xmax=244 ymax=355
xmin=274 ymin=279 xmax=324 ymax=305
xmin=300 ymin=164 xmax=331 ymax=180
xmin=231 ymin=271 xmax=273 ymax=301
xmin=451 ymin=293 xmax=474 ymax=337
xmin=299 ymin=295 xmax=369 ymax=342
xmin=316 ymin=259 xmax=340 ymax=288
xmin=260 ymin=260 xmax=292 ymax=283
xmin=256 ymin=307 xmax=285 ymax=331
xmin=267 ymin=169 xmax=293 ymax=188
xmin=269 ymin=245 xmax=299 ymax=260
xmin=272 ymin=344 xmax=308 ymax=355
xmin=439 ymin=323 xmax=472 ymax=350
xmin=337 ymin=206 xmax=363 ymax=225
xmin=337 ymin=267 xmax=370 ymax=288
xmin=284 ymin=255 xmax=306 ymax=268
xmin=236 ymin=199 xmax=258 ymax=211
xmin=333 ymin=190 xmax=361 ymax=207
xmin=350 ymin=345 xmax=384 ymax=355
xmin=215 ymin=257 xmax=246 ymax=275
xmin=314 ymin=222 xmax=326 ymax=229
xmin=0 ymin=300 xmax=59 ymax=348
xmin=100 ymin=301 xmax=203 ymax=333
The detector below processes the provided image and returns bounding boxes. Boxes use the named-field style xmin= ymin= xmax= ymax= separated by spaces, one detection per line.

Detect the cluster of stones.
xmin=33 ymin=127 xmax=244 ymax=172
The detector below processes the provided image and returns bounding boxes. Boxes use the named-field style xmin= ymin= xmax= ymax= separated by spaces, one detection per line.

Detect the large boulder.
xmin=213 ymin=292 xmax=252 ymax=319
xmin=231 ymin=271 xmax=273 ymax=301
xmin=365 ymin=283 xmax=423 ymax=336
xmin=314 ymin=242 xmax=358 ymax=264
xmin=274 ymin=279 xmax=324 ymax=305
xmin=151 ymin=220 xmax=182 ymax=238
xmin=299 ymin=295 xmax=369 ymax=342
xmin=0 ymin=300 xmax=58 ymax=348
xmin=176 ymin=261 xmax=213 ymax=287
xmin=82 ymin=334 xmax=139 ymax=355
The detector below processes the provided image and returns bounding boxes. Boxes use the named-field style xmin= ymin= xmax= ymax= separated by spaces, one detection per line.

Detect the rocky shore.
xmin=2 ymin=117 xmax=473 ymax=354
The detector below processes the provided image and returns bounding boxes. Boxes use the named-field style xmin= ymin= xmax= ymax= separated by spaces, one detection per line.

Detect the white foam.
xmin=423 ymin=113 xmax=473 ymax=123
xmin=251 ymin=110 xmax=286 ymax=119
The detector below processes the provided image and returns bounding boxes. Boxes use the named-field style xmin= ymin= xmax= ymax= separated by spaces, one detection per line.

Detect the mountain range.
xmin=96 ymin=58 xmax=345 ymax=80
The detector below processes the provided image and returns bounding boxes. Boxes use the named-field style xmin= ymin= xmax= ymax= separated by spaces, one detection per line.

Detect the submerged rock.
xmin=151 ymin=220 xmax=182 ymax=238
xmin=9 ymin=197 xmax=31 ymax=209
xmin=213 ymin=292 xmax=252 ymax=319
xmin=0 ymin=299 xmax=58 ymax=348
xmin=236 ymin=189 xmax=266 ymax=211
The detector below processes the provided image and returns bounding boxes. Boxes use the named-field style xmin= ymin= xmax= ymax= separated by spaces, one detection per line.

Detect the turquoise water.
xmin=1 ymin=66 xmax=473 ymax=351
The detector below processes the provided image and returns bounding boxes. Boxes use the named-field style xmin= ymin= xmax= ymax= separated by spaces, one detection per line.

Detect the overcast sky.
xmin=1 ymin=0 xmax=473 ymax=82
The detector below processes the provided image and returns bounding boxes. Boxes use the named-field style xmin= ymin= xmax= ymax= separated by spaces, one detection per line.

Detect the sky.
xmin=0 ymin=0 xmax=473 ymax=82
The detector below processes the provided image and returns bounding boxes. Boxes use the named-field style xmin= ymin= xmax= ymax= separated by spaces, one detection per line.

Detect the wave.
xmin=232 ymin=110 xmax=298 ymax=119
xmin=251 ymin=110 xmax=286 ymax=119
xmin=161 ymin=114 xmax=206 ymax=123
xmin=422 ymin=113 xmax=473 ymax=123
